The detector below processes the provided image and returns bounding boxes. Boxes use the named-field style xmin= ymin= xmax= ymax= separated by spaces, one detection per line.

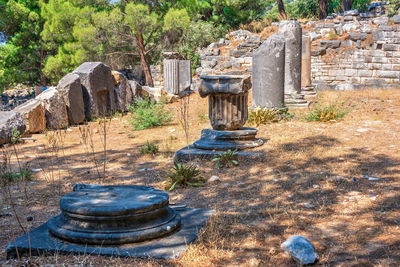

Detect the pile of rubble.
xmin=0 ymin=62 xmax=175 ymax=145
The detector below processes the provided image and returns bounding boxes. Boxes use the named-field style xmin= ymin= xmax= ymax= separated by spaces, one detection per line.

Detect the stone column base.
xmin=174 ymin=127 xmax=264 ymax=162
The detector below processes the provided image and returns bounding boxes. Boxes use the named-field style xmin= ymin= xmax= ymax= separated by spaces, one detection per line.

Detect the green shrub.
xmin=212 ymin=150 xmax=239 ymax=168
xmin=140 ymin=141 xmax=159 ymax=155
xmin=128 ymin=98 xmax=172 ymax=130
xmin=163 ymin=163 xmax=205 ymax=191
xmin=305 ymin=103 xmax=349 ymax=122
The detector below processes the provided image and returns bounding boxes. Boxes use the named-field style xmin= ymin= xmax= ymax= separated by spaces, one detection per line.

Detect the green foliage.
xmin=178 ymin=20 xmax=225 ymax=71
xmin=212 ymin=150 xmax=239 ymax=168
xmin=128 ymin=98 xmax=172 ymax=130
xmin=163 ymin=162 xmax=205 ymax=191
xmin=163 ymin=8 xmax=190 ymax=32
xmin=0 ymin=0 xmax=43 ymax=89
xmin=264 ymin=0 xmax=318 ymax=21
xmin=140 ymin=141 xmax=159 ymax=155
xmin=305 ymin=103 xmax=349 ymax=122
xmin=10 ymin=128 xmax=22 ymax=144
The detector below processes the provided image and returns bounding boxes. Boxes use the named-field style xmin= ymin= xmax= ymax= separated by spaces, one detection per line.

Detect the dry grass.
xmin=1 ymin=89 xmax=400 ymax=266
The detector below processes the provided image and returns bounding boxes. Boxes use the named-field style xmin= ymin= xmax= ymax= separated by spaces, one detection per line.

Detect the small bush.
xmin=140 ymin=141 xmax=159 ymax=155
xmin=212 ymin=150 xmax=239 ymax=168
xmin=128 ymin=98 xmax=172 ymax=130
xmin=163 ymin=163 xmax=205 ymax=191
xmin=11 ymin=128 xmax=23 ymax=144
xmin=305 ymin=103 xmax=349 ymax=122
xmin=248 ymin=107 xmax=293 ymax=126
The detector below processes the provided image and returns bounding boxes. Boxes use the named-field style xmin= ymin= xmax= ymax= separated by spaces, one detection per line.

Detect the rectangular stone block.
xmin=352 ymin=63 xmax=367 ymax=69
xmin=345 ymin=69 xmax=358 ymax=76
xmin=372 ymin=57 xmax=388 ymax=63
xmin=383 ymin=44 xmax=400 ymax=51
xmin=368 ymin=63 xmax=382 ymax=70
xmin=376 ymin=70 xmax=399 ymax=78
xmin=382 ymin=64 xmax=394 ymax=71
xmin=360 ymin=78 xmax=383 ymax=84
xmin=328 ymin=69 xmax=345 ymax=76
xmin=358 ymin=70 xmax=373 ymax=77
xmin=179 ymin=60 xmax=192 ymax=91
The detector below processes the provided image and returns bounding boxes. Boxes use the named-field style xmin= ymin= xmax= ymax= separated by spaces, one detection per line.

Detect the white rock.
xmin=208 ymin=175 xmax=221 ymax=183
xmin=281 ymin=236 xmax=318 ymax=265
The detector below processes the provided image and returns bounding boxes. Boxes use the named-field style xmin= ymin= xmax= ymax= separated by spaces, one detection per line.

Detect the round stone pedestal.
xmin=47 ymin=185 xmax=181 ymax=245
xmin=193 ymin=127 xmax=264 ymax=151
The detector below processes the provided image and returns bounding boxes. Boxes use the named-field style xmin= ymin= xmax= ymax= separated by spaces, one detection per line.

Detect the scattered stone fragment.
xmin=281 ymin=235 xmax=318 ymax=265
xmin=36 ymin=87 xmax=69 ymax=129
xmin=208 ymin=176 xmax=221 ymax=183
xmin=0 ymin=111 xmax=26 ymax=145
xmin=14 ymin=99 xmax=45 ymax=133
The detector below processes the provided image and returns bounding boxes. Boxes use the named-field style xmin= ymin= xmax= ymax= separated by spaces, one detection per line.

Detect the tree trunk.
xmin=319 ymin=0 xmax=328 ymax=19
xmin=341 ymin=0 xmax=352 ymax=11
xmin=136 ymin=31 xmax=154 ymax=87
xmin=277 ymin=0 xmax=287 ymax=20
xmin=39 ymin=48 xmax=46 ymax=86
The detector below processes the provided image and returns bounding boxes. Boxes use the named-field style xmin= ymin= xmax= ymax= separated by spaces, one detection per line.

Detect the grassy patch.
xmin=140 ymin=141 xmax=159 ymax=155
xmin=305 ymin=103 xmax=349 ymax=122
xmin=128 ymin=98 xmax=172 ymax=130
xmin=248 ymin=107 xmax=293 ymax=126
xmin=163 ymin=163 xmax=205 ymax=191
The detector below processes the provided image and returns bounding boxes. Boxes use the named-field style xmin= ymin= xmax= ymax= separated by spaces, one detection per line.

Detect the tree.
xmin=341 ymin=0 xmax=352 ymax=11
xmin=124 ymin=3 xmax=158 ymax=87
xmin=0 ymin=0 xmax=43 ymax=90
xmin=277 ymin=0 xmax=287 ymax=19
xmin=319 ymin=0 xmax=328 ymax=19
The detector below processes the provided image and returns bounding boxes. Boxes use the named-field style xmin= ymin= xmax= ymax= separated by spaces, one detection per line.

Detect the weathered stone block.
xmin=252 ymin=34 xmax=285 ymax=109
xmin=358 ymin=70 xmax=373 ymax=77
xmin=14 ymin=99 xmax=45 ymax=133
xmin=320 ymin=40 xmax=341 ymax=49
xmin=0 ymin=111 xmax=26 ymax=145
xmin=57 ymin=73 xmax=85 ymax=124
xmin=345 ymin=69 xmax=358 ymax=76
xmin=73 ymin=62 xmax=116 ymax=119
xmin=376 ymin=70 xmax=399 ymax=78
xmin=229 ymin=49 xmax=248 ymax=58
xmin=383 ymin=44 xmax=400 ymax=51
xmin=112 ymin=71 xmax=131 ymax=112
xmin=348 ymin=32 xmax=368 ymax=41
xmin=36 ymin=87 xmax=68 ymax=130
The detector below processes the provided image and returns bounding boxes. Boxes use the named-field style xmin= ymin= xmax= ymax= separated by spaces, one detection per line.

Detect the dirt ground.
xmin=0 ymin=89 xmax=399 ymax=266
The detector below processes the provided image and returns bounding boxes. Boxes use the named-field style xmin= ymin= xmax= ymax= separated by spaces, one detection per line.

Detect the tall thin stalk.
xmin=178 ymin=95 xmax=190 ymax=145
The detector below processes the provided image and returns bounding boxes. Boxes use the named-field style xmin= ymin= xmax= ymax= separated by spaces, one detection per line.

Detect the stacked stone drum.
xmin=47 ymin=185 xmax=181 ymax=245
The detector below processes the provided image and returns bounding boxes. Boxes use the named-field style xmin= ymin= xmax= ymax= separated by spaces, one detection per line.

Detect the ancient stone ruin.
xmin=7 ymin=185 xmax=212 ymax=259
xmin=175 ymin=75 xmax=264 ymax=161
xmin=252 ymin=34 xmax=285 ymax=109
xmin=163 ymin=52 xmax=192 ymax=94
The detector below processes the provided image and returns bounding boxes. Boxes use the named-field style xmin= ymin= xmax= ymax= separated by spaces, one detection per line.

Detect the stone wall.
xmin=311 ymin=14 xmax=400 ymax=90
xmin=196 ymin=13 xmax=400 ymax=91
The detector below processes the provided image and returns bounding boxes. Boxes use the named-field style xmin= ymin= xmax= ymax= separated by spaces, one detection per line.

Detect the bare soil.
xmin=1 ymin=89 xmax=399 ymax=266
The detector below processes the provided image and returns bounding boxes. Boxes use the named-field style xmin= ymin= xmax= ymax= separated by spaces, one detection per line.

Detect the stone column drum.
xmin=279 ymin=20 xmax=302 ymax=96
xmin=252 ymin=34 xmax=285 ymax=109
xmin=163 ymin=59 xmax=180 ymax=95
xmin=199 ymin=76 xmax=251 ymax=130
xmin=301 ymin=35 xmax=312 ymax=88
